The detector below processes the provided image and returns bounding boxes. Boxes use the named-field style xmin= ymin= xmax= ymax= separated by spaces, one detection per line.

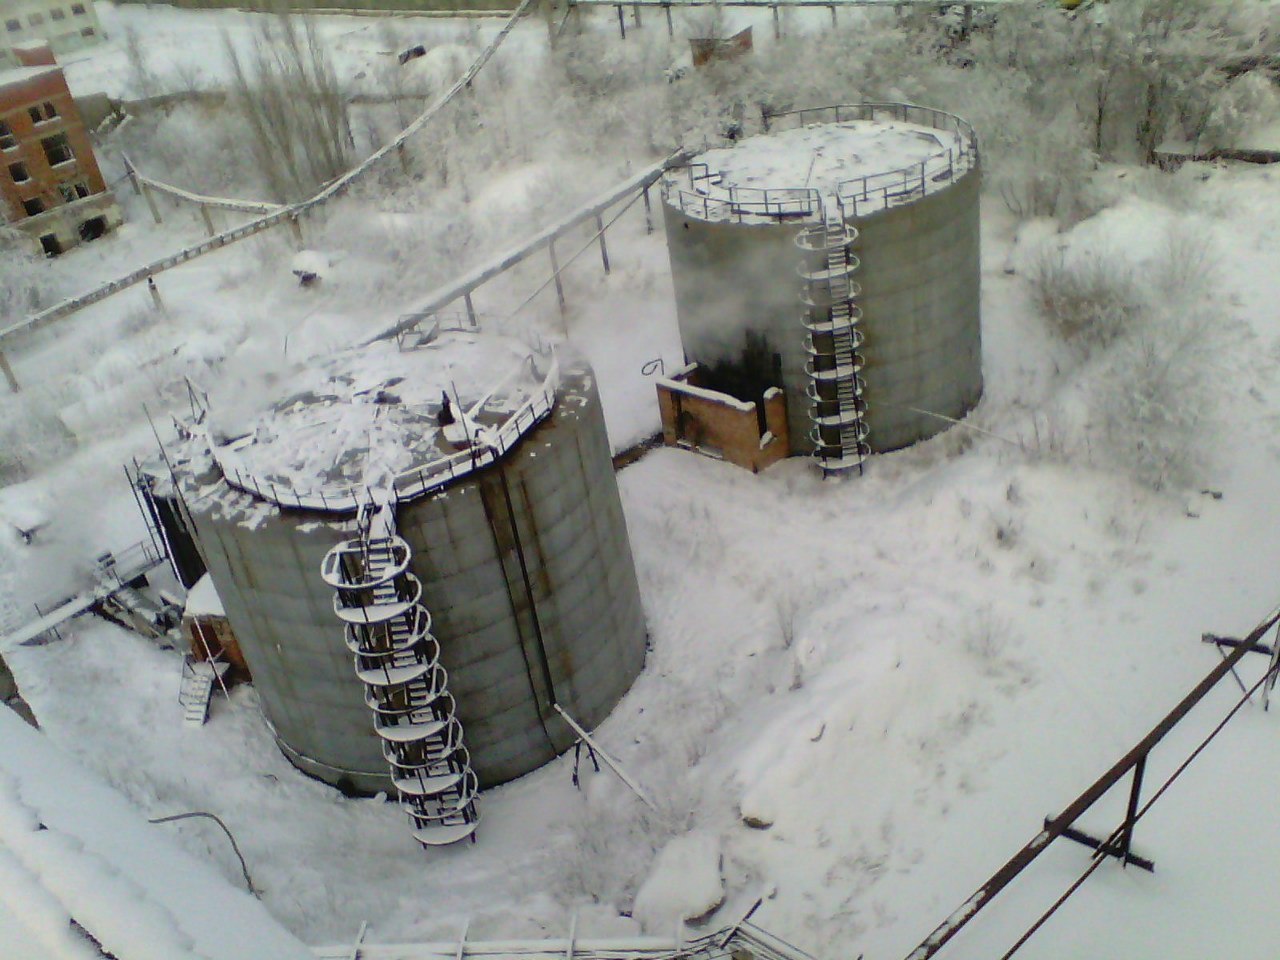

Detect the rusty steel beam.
xmin=904 ymin=607 xmax=1280 ymax=960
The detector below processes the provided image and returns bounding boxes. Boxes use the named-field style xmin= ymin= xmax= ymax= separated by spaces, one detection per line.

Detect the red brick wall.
xmin=656 ymin=365 xmax=789 ymax=473
xmin=0 ymin=55 xmax=107 ymax=226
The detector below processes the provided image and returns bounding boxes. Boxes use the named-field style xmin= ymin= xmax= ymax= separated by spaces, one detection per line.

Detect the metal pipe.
xmin=552 ymin=704 xmax=657 ymax=810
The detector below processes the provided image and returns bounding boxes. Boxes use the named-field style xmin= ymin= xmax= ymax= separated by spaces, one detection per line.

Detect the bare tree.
xmin=223 ymin=0 xmax=355 ymax=202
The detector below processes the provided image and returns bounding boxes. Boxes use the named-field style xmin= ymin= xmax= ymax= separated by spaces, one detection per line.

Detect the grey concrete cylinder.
xmin=180 ymin=359 xmax=647 ymax=792
xmin=661 ymin=104 xmax=984 ymax=454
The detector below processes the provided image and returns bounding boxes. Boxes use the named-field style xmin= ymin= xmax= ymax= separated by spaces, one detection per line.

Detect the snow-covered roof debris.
xmin=183 ymin=574 xmax=225 ymax=618
xmin=695 ymin=119 xmax=963 ymax=200
xmin=202 ymin=333 xmax=542 ymax=491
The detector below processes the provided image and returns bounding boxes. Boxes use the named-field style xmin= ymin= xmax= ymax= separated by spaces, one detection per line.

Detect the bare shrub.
xmin=1143 ymin=230 xmax=1220 ymax=306
xmin=1092 ymin=314 xmax=1209 ymax=491
xmin=122 ymin=27 xmax=160 ymax=101
xmin=987 ymin=105 xmax=1097 ymax=222
xmin=1026 ymin=248 xmax=1142 ymax=354
xmin=0 ymin=227 xmax=50 ymax=315
xmin=961 ymin=607 xmax=1033 ymax=691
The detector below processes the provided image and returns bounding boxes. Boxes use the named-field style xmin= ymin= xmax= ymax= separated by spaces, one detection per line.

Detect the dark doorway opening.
xmin=39 ymin=233 xmax=61 ymax=257
xmin=699 ymin=331 xmax=783 ymax=435
xmin=78 ymin=216 xmax=107 ymax=242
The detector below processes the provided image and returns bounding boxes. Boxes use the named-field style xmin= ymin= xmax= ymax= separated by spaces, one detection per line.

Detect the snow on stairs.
xmin=321 ymin=503 xmax=480 ymax=847
xmin=178 ymin=656 xmax=228 ymax=726
xmin=798 ymin=216 xmax=870 ymax=477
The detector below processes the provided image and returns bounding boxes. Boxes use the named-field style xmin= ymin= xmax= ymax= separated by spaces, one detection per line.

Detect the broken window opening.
xmin=41 ymin=133 xmax=73 ymax=166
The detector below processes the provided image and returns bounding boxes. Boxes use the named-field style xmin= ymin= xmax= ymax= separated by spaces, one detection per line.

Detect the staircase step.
xmin=179 ymin=674 xmax=214 ymax=726
xmin=410 ymin=819 xmax=479 ymax=847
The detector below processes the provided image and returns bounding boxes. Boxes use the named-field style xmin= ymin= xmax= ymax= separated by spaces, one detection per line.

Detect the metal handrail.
xmin=664 ymin=101 xmax=978 ymax=222
xmin=207 ymin=350 xmax=561 ymax=514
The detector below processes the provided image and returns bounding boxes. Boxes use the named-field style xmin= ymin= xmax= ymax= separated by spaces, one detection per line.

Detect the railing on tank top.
xmin=201 ymin=350 xmax=560 ymax=515
xmin=662 ymin=102 xmax=978 ymax=223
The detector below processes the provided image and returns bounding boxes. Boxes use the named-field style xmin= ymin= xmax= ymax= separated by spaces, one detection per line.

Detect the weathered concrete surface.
xmin=853 ymin=166 xmax=983 ymax=451
xmin=397 ymin=363 xmax=647 ymax=786
xmin=181 ymin=358 xmax=647 ymax=792
xmin=662 ymin=138 xmax=983 ymax=455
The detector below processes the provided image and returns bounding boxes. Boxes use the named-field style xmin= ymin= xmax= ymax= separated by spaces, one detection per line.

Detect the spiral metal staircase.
xmin=321 ymin=504 xmax=480 ymax=847
xmin=797 ymin=217 xmax=870 ymax=476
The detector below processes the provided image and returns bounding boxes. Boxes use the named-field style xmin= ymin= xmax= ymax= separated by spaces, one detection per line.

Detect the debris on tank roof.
xmin=204 ymin=332 xmax=542 ymax=491
xmin=697 ymin=120 xmax=962 ymax=199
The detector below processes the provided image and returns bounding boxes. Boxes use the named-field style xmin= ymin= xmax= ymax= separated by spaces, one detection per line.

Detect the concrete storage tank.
xmin=170 ymin=331 xmax=646 ymax=843
xmin=661 ymin=103 xmax=983 ymax=471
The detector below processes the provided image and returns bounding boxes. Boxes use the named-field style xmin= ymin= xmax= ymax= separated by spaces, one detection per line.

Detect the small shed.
xmin=182 ymin=574 xmax=249 ymax=679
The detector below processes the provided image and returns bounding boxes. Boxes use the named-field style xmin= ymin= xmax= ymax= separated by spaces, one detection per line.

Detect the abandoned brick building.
xmin=0 ymin=40 xmax=120 ymax=255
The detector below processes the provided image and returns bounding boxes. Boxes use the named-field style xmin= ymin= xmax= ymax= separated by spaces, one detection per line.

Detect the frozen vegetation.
xmin=6 ymin=0 xmax=1280 ymax=957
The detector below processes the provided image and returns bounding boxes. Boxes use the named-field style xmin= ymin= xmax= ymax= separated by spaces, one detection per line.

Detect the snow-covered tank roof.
xmin=194 ymin=330 xmax=553 ymax=508
xmin=699 ymin=121 xmax=958 ymax=197
xmin=664 ymin=103 xmax=978 ymax=222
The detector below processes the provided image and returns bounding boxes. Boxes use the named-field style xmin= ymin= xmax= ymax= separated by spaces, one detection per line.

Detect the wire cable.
xmin=147 ymin=811 xmax=259 ymax=896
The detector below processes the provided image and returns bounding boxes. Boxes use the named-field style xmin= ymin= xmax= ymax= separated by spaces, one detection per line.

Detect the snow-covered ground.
xmin=6 ymin=4 xmax=1280 ymax=959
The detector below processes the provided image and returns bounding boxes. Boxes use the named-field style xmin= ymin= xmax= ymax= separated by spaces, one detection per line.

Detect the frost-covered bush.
xmin=0 ymin=227 xmax=55 ymax=320
xmin=1092 ymin=314 xmax=1209 ymax=491
xmin=1026 ymin=227 xmax=1222 ymax=491
xmin=1027 ymin=248 xmax=1142 ymax=354
xmin=1201 ymin=70 xmax=1280 ymax=151
xmin=0 ymin=391 xmax=77 ymax=482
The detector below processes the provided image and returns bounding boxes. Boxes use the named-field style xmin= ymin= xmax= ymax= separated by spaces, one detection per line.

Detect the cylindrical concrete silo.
xmin=173 ymin=337 xmax=647 ymax=800
xmin=661 ymin=103 xmax=983 ymax=464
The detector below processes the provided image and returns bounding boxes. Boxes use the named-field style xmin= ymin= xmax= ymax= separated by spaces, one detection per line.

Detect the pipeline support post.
xmin=616 ymin=3 xmax=626 ymax=38
xmin=199 ymin=204 xmax=216 ymax=238
xmin=549 ymin=238 xmax=567 ymax=317
xmin=123 ymin=154 xmax=141 ymax=196
xmin=0 ymin=350 xmax=19 ymax=393
xmin=664 ymin=2 xmax=673 ymax=36
xmin=595 ymin=214 xmax=611 ymax=274
xmin=642 ymin=185 xmax=653 ymax=234
xmin=1118 ymin=755 xmax=1146 ymax=865
xmin=141 ymin=182 xmax=162 ymax=225
xmin=147 ymin=277 xmax=165 ymax=313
